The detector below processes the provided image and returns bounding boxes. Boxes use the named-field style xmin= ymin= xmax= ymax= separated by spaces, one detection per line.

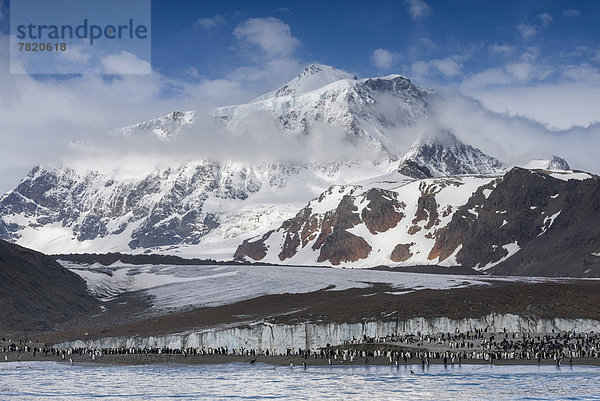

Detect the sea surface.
xmin=1 ymin=362 xmax=599 ymax=400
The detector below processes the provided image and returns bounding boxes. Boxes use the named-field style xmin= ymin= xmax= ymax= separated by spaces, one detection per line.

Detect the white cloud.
xmin=195 ymin=15 xmax=225 ymax=30
xmin=100 ymin=51 xmax=152 ymax=75
xmin=518 ymin=23 xmax=537 ymax=38
xmin=459 ymin=62 xmax=600 ymax=131
xmin=410 ymin=60 xmax=430 ymax=77
xmin=460 ymin=52 xmax=552 ymax=92
xmin=558 ymin=46 xmax=591 ymax=59
xmin=227 ymin=58 xmax=302 ymax=91
xmin=404 ymin=0 xmax=432 ymax=19
xmin=410 ymin=56 xmax=462 ymax=79
xmin=425 ymin=93 xmax=600 ymax=173
xmin=563 ymin=9 xmax=580 ymax=17
xmin=460 ymin=68 xmax=513 ymax=90
xmin=233 ymin=17 xmax=300 ymax=58
xmin=505 ymin=61 xmax=550 ymax=81
xmin=59 ymin=43 xmax=93 ymax=64
xmin=489 ymin=45 xmax=515 ymax=54
xmin=0 ymin=32 xmax=273 ymax=193
xmin=463 ymin=84 xmax=600 ymax=132
xmin=518 ymin=14 xmax=552 ymax=39
xmin=420 ymin=38 xmax=437 ymax=50
xmin=430 ymin=57 xmax=462 ymax=76
xmin=371 ymin=48 xmax=395 ymax=69
xmin=561 ymin=63 xmax=600 ymax=83
xmin=0 ymin=18 xmax=312 ymax=192
xmin=372 ymin=91 xmax=600 ymax=174
xmin=537 ymin=12 xmax=553 ymax=28
xmin=183 ymin=67 xmax=202 ymax=79
xmin=229 ymin=17 xmax=304 ymax=96
xmin=520 ymin=47 xmax=540 ymax=62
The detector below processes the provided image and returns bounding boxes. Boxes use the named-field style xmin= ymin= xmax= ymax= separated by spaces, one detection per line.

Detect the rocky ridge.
xmin=235 ymin=168 xmax=600 ymax=276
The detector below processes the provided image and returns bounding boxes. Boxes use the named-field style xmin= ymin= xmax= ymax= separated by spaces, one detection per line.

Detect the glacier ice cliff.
xmin=56 ymin=314 xmax=600 ymax=352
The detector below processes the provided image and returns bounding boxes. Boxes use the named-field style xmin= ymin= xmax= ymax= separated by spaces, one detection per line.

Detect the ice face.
xmin=57 ymin=315 xmax=600 ymax=352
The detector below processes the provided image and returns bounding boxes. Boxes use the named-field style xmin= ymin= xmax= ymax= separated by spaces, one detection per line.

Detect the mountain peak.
xmin=298 ymin=63 xmax=357 ymax=81
xmin=119 ymin=110 xmax=195 ymax=140
xmin=400 ymin=130 xmax=507 ymax=177
xmin=416 ymin=129 xmax=461 ymax=147
xmin=260 ymin=64 xmax=357 ymax=99
xmin=524 ymin=155 xmax=571 ymax=171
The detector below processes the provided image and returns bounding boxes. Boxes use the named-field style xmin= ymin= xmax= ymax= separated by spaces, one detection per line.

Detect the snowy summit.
xmin=524 ymin=156 xmax=571 ymax=171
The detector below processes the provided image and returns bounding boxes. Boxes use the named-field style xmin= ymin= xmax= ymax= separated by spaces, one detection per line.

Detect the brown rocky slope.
xmin=0 ymin=240 xmax=98 ymax=334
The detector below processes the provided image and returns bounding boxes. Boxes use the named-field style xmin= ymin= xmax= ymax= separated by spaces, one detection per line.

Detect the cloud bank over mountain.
xmin=2 ymin=49 xmax=600 ymax=194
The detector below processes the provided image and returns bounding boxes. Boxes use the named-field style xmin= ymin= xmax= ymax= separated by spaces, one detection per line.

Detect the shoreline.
xmin=3 ymin=352 xmax=600 ymax=367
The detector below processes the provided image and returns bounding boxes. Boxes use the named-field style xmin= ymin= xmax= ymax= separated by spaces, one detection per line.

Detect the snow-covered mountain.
xmin=524 ymin=155 xmax=571 ymax=171
xmin=119 ymin=110 xmax=195 ymax=140
xmin=4 ymin=63 xmax=594 ymax=275
xmin=256 ymin=64 xmax=358 ymax=99
xmin=235 ymin=167 xmax=600 ymax=276
xmin=0 ymin=160 xmax=400 ymax=256
xmin=0 ymin=64 xmax=440 ymax=256
xmin=399 ymin=130 xmax=508 ymax=177
xmin=215 ymin=64 xmax=431 ymax=153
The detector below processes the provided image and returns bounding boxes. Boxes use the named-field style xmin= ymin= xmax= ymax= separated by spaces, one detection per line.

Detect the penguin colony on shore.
xmin=1 ymin=330 xmax=599 ymax=365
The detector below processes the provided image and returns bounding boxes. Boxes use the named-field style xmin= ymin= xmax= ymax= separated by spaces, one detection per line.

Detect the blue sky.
xmin=152 ymin=0 xmax=600 ymax=84
xmin=144 ymin=0 xmax=600 ymax=130
xmin=1 ymin=0 xmax=600 ymax=193
xmin=2 ymin=0 xmax=599 ymax=121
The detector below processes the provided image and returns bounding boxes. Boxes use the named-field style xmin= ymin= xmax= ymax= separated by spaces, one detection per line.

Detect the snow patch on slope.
xmin=475 ymin=241 xmax=521 ymax=271
xmin=549 ymin=171 xmax=592 ymax=181
xmin=538 ymin=210 xmax=561 ymax=236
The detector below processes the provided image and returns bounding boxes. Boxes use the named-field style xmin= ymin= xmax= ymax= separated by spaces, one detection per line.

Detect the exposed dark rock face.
xmin=398 ymin=159 xmax=433 ymax=179
xmin=54 ymin=252 xmax=232 ymax=266
xmin=431 ymin=168 xmax=600 ymax=276
xmin=428 ymin=179 xmax=501 ymax=263
xmin=488 ymin=171 xmax=600 ymax=277
xmin=391 ymin=243 xmax=414 ymax=262
xmin=233 ymin=232 xmax=271 ymax=261
xmin=412 ymin=184 xmax=440 ymax=230
xmin=0 ymin=240 xmax=98 ymax=334
xmin=279 ymin=233 xmax=301 ymax=261
xmin=360 ymin=189 xmax=405 ymax=234
xmin=314 ymin=195 xmax=366 ymax=264
xmin=277 ymin=207 xmax=314 ymax=261
xmin=317 ymin=230 xmax=372 ymax=265
xmin=548 ymin=156 xmax=570 ymax=170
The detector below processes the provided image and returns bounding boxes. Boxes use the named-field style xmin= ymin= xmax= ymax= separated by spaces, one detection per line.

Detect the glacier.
xmin=56 ymin=315 xmax=600 ymax=352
